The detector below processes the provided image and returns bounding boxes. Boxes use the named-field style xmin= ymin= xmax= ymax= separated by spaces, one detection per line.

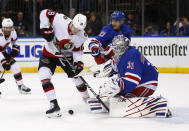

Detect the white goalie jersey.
xmin=40 ymin=9 xmax=88 ymax=62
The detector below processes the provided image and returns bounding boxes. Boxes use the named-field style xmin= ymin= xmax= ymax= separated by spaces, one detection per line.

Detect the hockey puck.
xmin=68 ymin=110 xmax=74 ymax=115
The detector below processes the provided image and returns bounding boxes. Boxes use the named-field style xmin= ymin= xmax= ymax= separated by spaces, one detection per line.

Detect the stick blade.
xmin=0 ymin=78 xmax=5 ymax=84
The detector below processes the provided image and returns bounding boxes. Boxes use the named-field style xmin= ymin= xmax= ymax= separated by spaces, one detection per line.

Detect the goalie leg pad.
xmin=109 ymin=96 xmax=169 ymax=118
xmin=87 ymin=97 xmax=109 ymax=113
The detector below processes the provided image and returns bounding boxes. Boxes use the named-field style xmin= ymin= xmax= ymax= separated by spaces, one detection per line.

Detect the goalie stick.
xmin=58 ymin=51 xmax=110 ymax=112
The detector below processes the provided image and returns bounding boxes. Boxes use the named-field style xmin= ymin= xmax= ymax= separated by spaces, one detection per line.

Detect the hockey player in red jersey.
xmin=39 ymin=9 xmax=89 ymax=117
xmin=0 ymin=18 xmax=31 ymax=95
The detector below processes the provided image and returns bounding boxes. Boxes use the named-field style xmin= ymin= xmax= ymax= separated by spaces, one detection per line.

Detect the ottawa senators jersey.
xmin=40 ymin=9 xmax=88 ymax=62
xmin=0 ymin=28 xmax=17 ymax=61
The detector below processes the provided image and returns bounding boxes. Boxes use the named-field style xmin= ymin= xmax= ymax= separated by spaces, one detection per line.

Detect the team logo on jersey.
xmin=63 ymin=42 xmax=74 ymax=50
xmin=127 ymin=61 xmax=134 ymax=69
xmin=99 ymin=31 xmax=106 ymax=37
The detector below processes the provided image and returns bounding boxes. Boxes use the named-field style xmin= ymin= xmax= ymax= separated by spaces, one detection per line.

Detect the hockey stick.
xmin=84 ymin=52 xmax=92 ymax=54
xmin=0 ymin=58 xmax=14 ymax=84
xmin=58 ymin=52 xmax=109 ymax=112
xmin=0 ymin=69 xmax=6 ymax=84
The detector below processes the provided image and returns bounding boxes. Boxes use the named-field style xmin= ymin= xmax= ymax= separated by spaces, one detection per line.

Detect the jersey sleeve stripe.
xmin=125 ymin=72 xmax=141 ymax=80
xmin=50 ymin=12 xmax=56 ymax=25
xmin=46 ymin=9 xmax=49 ymax=18
xmin=123 ymin=77 xmax=139 ymax=85
xmin=124 ymin=74 xmax=141 ymax=82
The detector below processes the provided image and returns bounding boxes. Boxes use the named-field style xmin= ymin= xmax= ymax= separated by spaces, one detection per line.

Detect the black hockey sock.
xmin=14 ymin=72 xmax=22 ymax=81
xmin=42 ymin=80 xmax=54 ymax=93
xmin=41 ymin=80 xmax=57 ymax=102
xmin=76 ymin=83 xmax=87 ymax=92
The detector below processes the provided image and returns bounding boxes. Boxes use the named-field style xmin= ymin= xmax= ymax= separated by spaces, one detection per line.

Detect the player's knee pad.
xmin=10 ymin=62 xmax=21 ymax=74
xmin=72 ymin=77 xmax=87 ymax=92
xmin=38 ymin=67 xmax=52 ymax=82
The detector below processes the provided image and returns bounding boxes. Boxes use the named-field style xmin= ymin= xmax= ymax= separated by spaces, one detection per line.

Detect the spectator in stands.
xmin=14 ymin=11 xmax=28 ymax=37
xmin=69 ymin=8 xmax=76 ymax=19
xmin=125 ymin=12 xmax=139 ymax=35
xmin=0 ymin=0 xmax=9 ymax=14
xmin=160 ymin=22 xmax=174 ymax=36
xmin=180 ymin=17 xmax=189 ymax=36
xmin=144 ymin=25 xmax=156 ymax=36
xmin=173 ymin=17 xmax=189 ymax=36
xmin=86 ymin=12 xmax=102 ymax=36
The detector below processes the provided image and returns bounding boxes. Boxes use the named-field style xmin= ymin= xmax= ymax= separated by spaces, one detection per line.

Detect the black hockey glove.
xmin=74 ymin=61 xmax=84 ymax=76
xmin=40 ymin=28 xmax=54 ymax=42
xmin=10 ymin=45 xmax=19 ymax=58
xmin=1 ymin=59 xmax=11 ymax=70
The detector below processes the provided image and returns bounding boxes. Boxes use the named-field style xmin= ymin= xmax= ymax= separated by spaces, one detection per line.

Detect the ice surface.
xmin=0 ymin=73 xmax=189 ymax=131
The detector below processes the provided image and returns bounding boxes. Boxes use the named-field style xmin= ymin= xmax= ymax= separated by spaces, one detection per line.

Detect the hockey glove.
xmin=88 ymin=41 xmax=101 ymax=57
xmin=10 ymin=45 xmax=19 ymax=58
xmin=74 ymin=61 xmax=84 ymax=76
xmin=1 ymin=59 xmax=11 ymax=70
xmin=99 ymin=77 xmax=121 ymax=98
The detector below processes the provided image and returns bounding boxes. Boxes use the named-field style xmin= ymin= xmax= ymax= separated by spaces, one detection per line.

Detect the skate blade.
xmin=47 ymin=111 xmax=62 ymax=118
xmin=19 ymin=90 xmax=31 ymax=94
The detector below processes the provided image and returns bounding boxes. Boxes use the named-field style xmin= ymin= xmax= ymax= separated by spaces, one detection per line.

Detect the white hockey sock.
xmin=46 ymin=90 xmax=57 ymax=102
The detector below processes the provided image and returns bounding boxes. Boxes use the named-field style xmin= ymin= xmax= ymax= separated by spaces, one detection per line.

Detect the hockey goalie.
xmin=87 ymin=35 xmax=172 ymax=118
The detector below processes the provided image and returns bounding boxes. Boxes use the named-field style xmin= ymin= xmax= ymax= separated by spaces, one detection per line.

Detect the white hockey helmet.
xmin=2 ymin=18 xmax=14 ymax=28
xmin=72 ymin=14 xmax=87 ymax=30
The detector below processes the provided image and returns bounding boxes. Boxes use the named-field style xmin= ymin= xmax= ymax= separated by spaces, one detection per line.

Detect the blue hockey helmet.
xmin=110 ymin=11 xmax=125 ymax=21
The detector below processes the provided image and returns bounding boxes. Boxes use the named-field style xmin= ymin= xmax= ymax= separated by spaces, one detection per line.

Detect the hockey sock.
xmin=41 ymin=79 xmax=57 ymax=102
xmin=14 ymin=72 xmax=23 ymax=86
xmin=76 ymin=83 xmax=89 ymax=98
xmin=72 ymin=77 xmax=89 ymax=98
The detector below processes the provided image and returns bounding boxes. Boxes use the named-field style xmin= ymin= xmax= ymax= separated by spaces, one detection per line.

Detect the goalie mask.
xmin=112 ymin=35 xmax=130 ymax=56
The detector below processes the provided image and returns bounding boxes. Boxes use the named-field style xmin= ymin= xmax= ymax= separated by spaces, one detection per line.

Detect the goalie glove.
xmin=99 ymin=76 xmax=121 ymax=98
xmin=94 ymin=59 xmax=116 ymax=78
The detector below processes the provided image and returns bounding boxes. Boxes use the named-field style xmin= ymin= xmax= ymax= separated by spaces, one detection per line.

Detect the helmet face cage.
xmin=112 ymin=35 xmax=130 ymax=56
